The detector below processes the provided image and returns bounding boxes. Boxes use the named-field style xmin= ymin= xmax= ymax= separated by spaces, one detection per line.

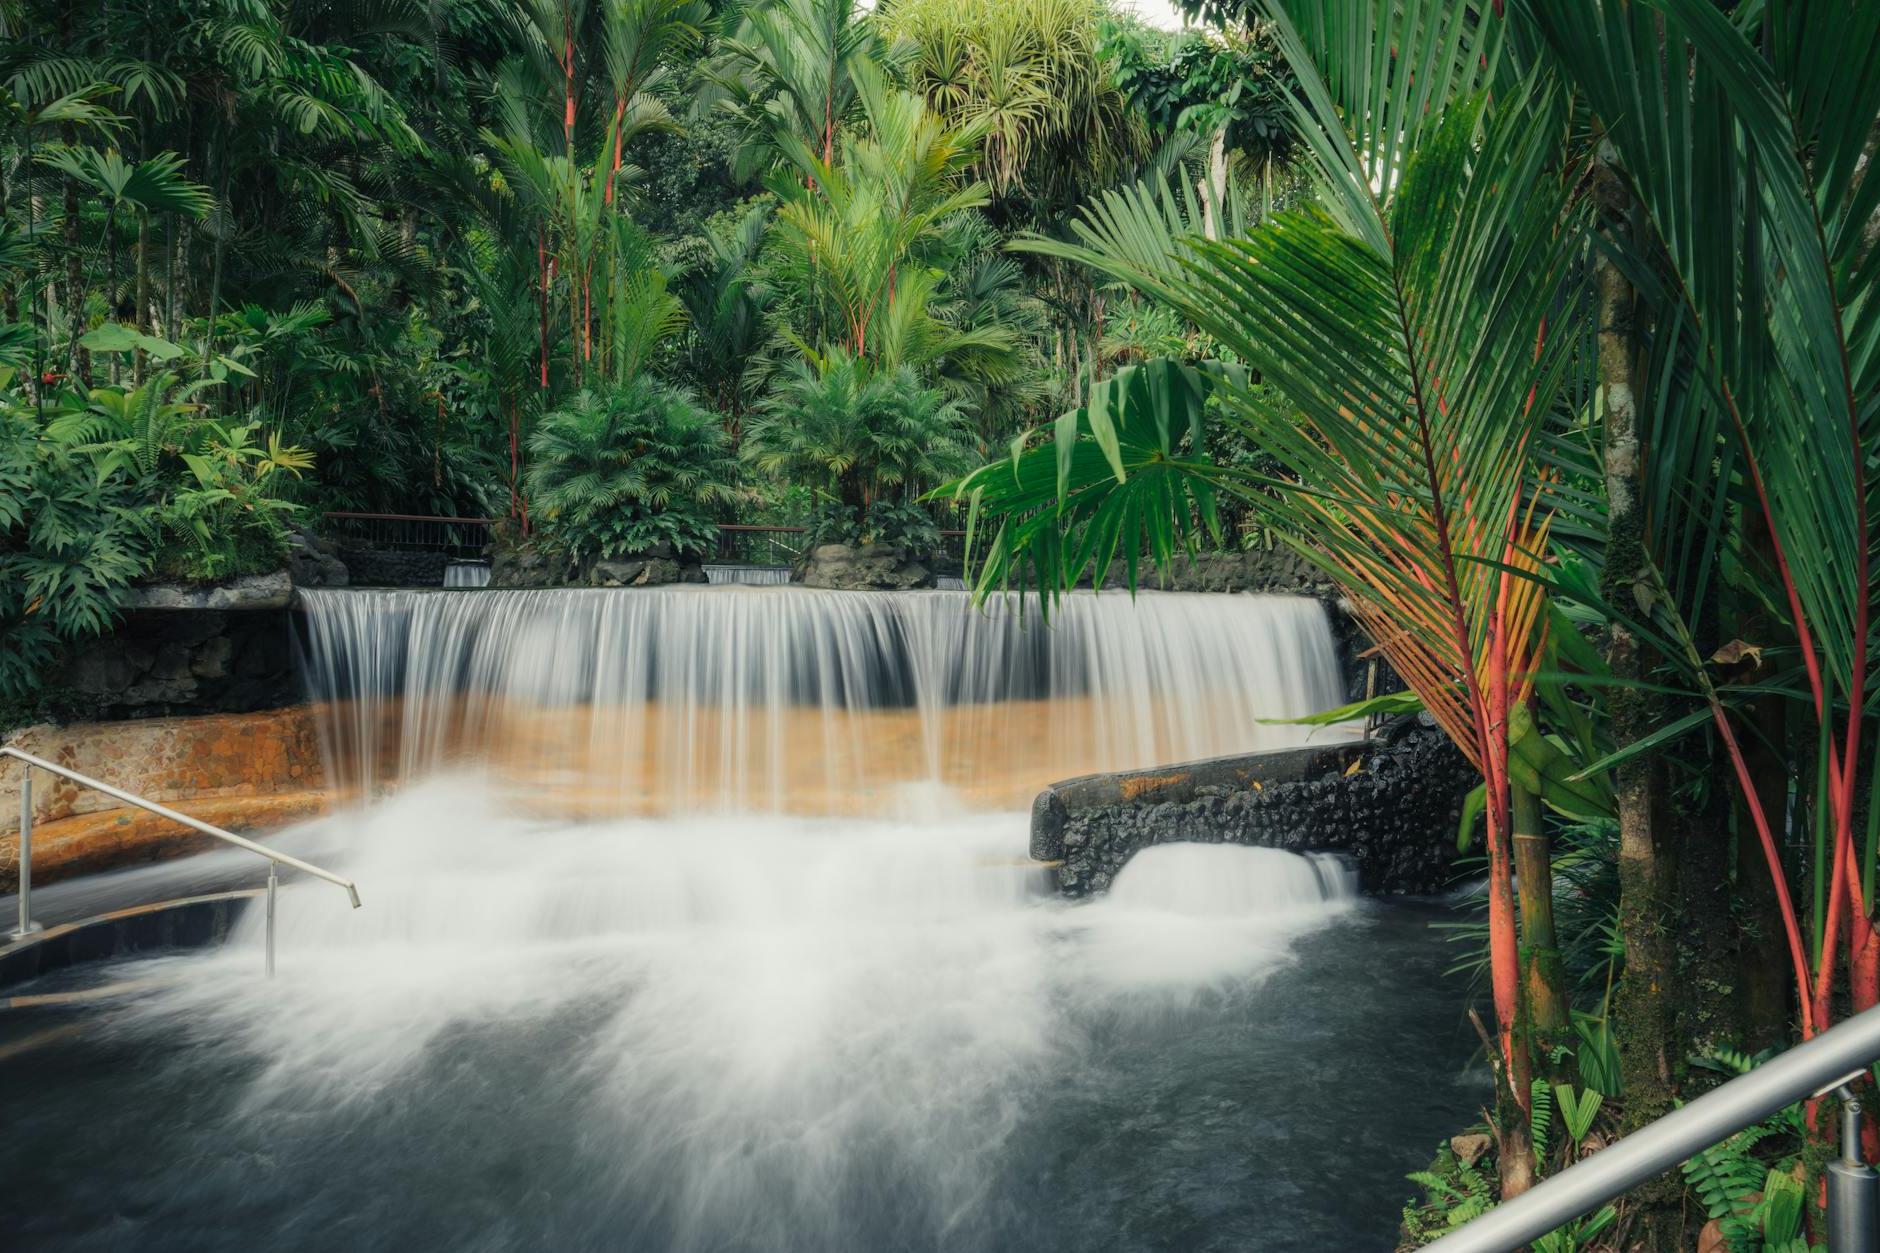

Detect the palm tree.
xmin=526 ymin=377 xmax=738 ymax=560
xmin=877 ymin=0 xmax=1144 ymax=210
xmin=942 ymin=3 xmax=1578 ymax=1195
xmin=763 ymin=63 xmax=1015 ymax=382
xmin=1521 ymin=0 xmax=1880 ymax=1054
xmin=706 ymin=0 xmax=881 ymax=175
xmin=675 ymin=201 xmax=774 ymax=442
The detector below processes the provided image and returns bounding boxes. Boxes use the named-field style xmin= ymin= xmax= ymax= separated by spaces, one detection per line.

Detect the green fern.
xmin=1683 ymin=1124 xmax=1777 ymax=1253
xmin=1529 ymin=1079 xmax=1554 ymax=1165
xmin=1404 ymin=1148 xmax=1497 ymax=1242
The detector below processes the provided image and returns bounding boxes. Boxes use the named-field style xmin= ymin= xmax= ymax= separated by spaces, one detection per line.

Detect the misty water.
xmin=0 ymin=589 xmax=1485 ymax=1251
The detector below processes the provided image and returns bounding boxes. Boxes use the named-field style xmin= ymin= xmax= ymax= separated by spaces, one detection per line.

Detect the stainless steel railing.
xmin=2 ymin=745 xmax=360 ymax=976
xmin=1425 ymin=1004 xmax=1880 ymax=1252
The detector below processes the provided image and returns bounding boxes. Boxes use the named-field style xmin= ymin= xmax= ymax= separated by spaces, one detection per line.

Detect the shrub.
xmin=49 ymin=369 xmax=312 ymax=582
xmin=743 ymin=349 xmax=972 ymax=520
xmin=0 ymin=365 xmax=312 ymax=699
xmin=0 ymin=393 xmax=148 ymax=698
xmin=526 ymin=380 xmax=738 ymax=562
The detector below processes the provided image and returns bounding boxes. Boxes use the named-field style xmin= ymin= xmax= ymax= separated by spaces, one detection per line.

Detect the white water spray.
xmin=15 ymin=585 xmax=1394 ymax=1251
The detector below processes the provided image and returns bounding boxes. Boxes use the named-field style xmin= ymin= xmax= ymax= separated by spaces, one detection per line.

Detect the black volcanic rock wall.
xmin=1032 ymin=723 xmax=1473 ymax=897
xmin=50 ymin=606 xmax=300 ymax=720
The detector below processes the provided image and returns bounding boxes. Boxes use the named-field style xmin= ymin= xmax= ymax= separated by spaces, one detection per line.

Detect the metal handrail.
xmin=1425 ymin=1003 xmax=1880 ymax=1252
xmin=2 ymin=745 xmax=360 ymax=976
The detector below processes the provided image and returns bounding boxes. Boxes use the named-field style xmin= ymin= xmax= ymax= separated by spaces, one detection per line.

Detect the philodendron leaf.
xmin=80 ymin=323 xmax=185 ymax=360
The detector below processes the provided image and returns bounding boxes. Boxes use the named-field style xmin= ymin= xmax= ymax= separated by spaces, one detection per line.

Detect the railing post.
xmin=1828 ymin=1086 xmax=1879 ymax=1253
xmin=10 ymin=765 xmax=42 ymax=940
xmin=264 ymin=861 xmax=278 ymax=978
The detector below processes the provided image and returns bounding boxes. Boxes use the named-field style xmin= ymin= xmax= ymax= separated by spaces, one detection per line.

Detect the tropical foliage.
xmin=744 ymin=347 xmax=971 ymax=526
xmin=526 ymin=379 xmax=736 ymax=560
xmin=943 ymin=0 xmax=1880 ymax=1242
xmin=4 ymin=0 xmax=1296 ymax=702
xmin=25 ymin=0 xmax=1880 ymax=1242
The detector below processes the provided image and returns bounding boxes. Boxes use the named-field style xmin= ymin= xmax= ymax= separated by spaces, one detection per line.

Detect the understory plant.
xmin=526 ymin=379 xmax=739 ymax=562
xmin=744 ymin=348 xmax=972 ymax=524
xmin=0 ymin=378 xmax=148 ymax=699
xmin=48 ymin=353 xmax=313 ymax=582
xmin=0 ymin=342 xmax=311 ymax=698
xmin=805 ymin=497 xmax=944 ymax=554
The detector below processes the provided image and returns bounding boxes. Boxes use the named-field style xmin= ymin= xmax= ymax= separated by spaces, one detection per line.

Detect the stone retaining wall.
xmin=50 ymin=606 xmax=301 ymax=721
xmin=1031 ymin=722 xmax=1473 ymax=897
xmin=1 ymin=709 xmax=329 ymax=890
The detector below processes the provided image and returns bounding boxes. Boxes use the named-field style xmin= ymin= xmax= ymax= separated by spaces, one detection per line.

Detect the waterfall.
xmin=7 ymin=588 xmax=1457 ymax=1253
xmin=443 ymin=561 xmax=491 ymax=588
xmin=704 ymin=564 xmax=793 ymax=586
xmin=296 ymin=586 xmax=1347 ymax=815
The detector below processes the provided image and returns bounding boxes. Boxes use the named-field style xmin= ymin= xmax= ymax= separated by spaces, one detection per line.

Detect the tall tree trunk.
xmin=63 ymin=139 xmax=89 ymax=387
xmin=1597 ymin=170 xmax=1687 ymax=1247
xmin=104 ymin=208 xmax=119 ymax=386
xmin=1198 ymin=128 xmax=1228 ymax=241
xmin=202 ymin=119 xmax=232 ymax=363
xmin=134 ymin=215 xmax=150 ymax=383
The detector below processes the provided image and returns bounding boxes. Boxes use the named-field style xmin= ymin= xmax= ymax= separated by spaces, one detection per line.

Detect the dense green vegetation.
xmin=951 ymin=1 xmax=1880 ymax=1246
xmin=8 ymin=0 xmax=1880 ymax=1245
xmin=0 ymin=0 xmax=1280 ymax=696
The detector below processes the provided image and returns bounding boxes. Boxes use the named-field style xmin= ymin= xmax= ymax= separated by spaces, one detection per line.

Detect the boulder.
xmin=798 ymin=542 xmax=934 ymax=591
xmin=489 ymin=539 xmax=577 ymax=589
xmin=589 ymin=550 xmax=706 ymax=587
xmin=286 ymin=528 xmax=349 ymax=588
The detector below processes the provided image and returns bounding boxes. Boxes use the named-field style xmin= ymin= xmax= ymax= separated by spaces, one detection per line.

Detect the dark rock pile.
xmin=1039 ymin=727 xmax=1474 ymax=898
xmin=340 ymin=548 xmax=452 ymax=587
xmin=488 ymin=539 xmax=704 ymax=588
xmin=286 ymin=529 xmax=349 ymax=588
xmin=589 ymin=548 xmax=707 ymax=587
xmin=798 ymin=543 xmax=934 ymax=590
xmin=489 ymin=539 xmax=574 ymax=588
xmin=1099 ymin=546 xmax=1335 ymax=596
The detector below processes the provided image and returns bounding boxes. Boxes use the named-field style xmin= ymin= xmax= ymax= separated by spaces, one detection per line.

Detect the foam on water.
xmin=8 ymin=585 xmax=1408 ymax=1250
xmin=105 ymin=780 xmax=1357 ymax=1246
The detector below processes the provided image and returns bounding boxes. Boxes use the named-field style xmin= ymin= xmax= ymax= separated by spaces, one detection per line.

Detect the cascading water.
xmin=442 ymin=560 xmax=491 ymax=588
xmin=295 ymin=586 xmax=1349 ymax=811
xmin=703 ymin=563 xmax=793 ymax=585
xmin=0 ymin=586 xmax=1486 ymax=1253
